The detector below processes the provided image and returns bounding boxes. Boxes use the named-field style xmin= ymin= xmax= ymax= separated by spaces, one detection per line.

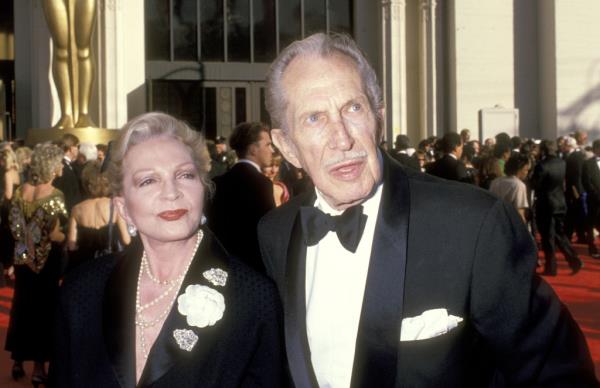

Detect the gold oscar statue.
xmin=42 ymin=0 xmax=97 ymax=129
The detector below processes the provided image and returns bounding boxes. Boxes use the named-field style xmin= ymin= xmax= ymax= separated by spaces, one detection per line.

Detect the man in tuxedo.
xmin=208 ymin=122 xmax=275 ymax=273
xmin=582 ymin=139 xmax=600 ymax=259
xmin=53 ymin=133 xmax=82 ymax=212
xmin=532 ymin=140 xmax=584 ymax=276
xmin=564 ymin=136 xmax=587 ymax=243
xmin=258 ymin=33 xmax=596 ymax=387
xmin=425 ymin=132 xmax=469 ymax=182
xmin=391 ymin=134 xmax=419 ymax=170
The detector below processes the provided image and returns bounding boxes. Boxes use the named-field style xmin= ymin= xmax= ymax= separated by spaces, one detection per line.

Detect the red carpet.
xmin=537 ymin=243 xmax=600 ymax=378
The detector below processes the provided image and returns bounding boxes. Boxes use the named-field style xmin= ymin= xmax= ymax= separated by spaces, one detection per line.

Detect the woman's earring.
xmin=201 ymin=215 xmax=207 ymax=225
xmin=127 ymin=223 xmax=137 ymax=236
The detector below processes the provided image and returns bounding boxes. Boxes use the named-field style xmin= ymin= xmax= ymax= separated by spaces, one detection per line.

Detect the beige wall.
xmin=555 ymin=0 xmax=600 ymax=141
xmin=452 ymin=0 xmax=514 ymax=139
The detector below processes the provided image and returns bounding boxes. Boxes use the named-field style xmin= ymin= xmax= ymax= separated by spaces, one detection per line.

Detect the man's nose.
xmin=327 ymin=119 xmax=354 ymax=151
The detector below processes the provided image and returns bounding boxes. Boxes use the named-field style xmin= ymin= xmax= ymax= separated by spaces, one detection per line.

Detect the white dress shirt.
xmin=305 ymin=183 xmax=383 ymax=388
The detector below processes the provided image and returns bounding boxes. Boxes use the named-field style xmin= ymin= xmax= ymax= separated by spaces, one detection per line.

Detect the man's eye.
xmin=307 ymin=114 xmax=320 ymax=124
xmin=349 ymin=103 xmax=361 ymax=112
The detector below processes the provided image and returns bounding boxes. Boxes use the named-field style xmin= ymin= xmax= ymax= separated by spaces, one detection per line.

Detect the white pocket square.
xmin=400 ymin=308 xmax=463 ymax=341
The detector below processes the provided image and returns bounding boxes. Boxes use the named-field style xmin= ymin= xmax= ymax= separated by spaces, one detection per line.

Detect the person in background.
xmin=96 ymin=143 xmax=108 ymax=163
xmin=208 ymin=122 xmax=275 ymax=273
xmin=6 ymin=143 xmax=67 ymax=386
xmin=53 ymin=133 xmax=83 ymax=212
xmin=532 ymin=140 xmax=583 ymax=276
xmin=66 ymin=160 xmax=130 ymax=270
xmin=207 ymin=139 xmax=228 ymax=179
xmin=582 ymin=139 xmax=600 ymax=259
xmin=425 ymin=132 xmax=468 ymax=182
xmin=262 ymin=152 xmax=290 ymax=207
xmin=489 ymin=154 xmax=531 ymax=223
xmin=15 ymin=146 xmax=32 ymax=185
xmin=1 ymin=148 xmax=21 ymax=286
xmin=50 ymin=112 xmax=284 ymax=387
xmin=460 ymin=128 xmax=471 ymax=144
xmin=392 ymin=134 xmax=419 ymax=170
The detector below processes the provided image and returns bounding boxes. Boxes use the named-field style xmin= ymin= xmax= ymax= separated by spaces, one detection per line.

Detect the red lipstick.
xmin=158 ymin=209 xmax=188 ymax=221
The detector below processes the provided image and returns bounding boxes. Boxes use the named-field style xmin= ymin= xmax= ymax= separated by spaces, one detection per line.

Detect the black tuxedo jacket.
xmin=425 ymin=154 xmax=468 ymax=182
xmin=532 ymin=155 xmax=568 ymax=214
xmin=258 ymin=154 xmax=597 ymax=387
xmin=565 ymin=150 xmax=587 ymax=200
xmin=583 ymin=157 xmax=600 ymax=210
xmin=49 ymin=228 xmax=284 ymax=388
xmin=208 ymin=162 xmax=275 ymax=273
xmin=391 ymin=152 xmax=420 ymax=171
xmin=53 ymin=159 xmax=82 ymax=212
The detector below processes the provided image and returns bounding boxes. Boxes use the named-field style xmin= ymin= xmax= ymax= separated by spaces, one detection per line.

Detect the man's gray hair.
xmin=265 ymin=33 xmax=383 ymax=132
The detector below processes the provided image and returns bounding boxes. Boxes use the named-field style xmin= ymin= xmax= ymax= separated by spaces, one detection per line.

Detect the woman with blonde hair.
xmin=50 ymin=112 xmax=283 ymax=387
xmin=1 ymin=148 xmax=21 ymax=288
xmin=262 ymin=152 xmax=290 ymax=207
xmin=66 ymin=160 xmax=130 ymax=270
xmin=6 ymin=143 xmax=67 ymax=386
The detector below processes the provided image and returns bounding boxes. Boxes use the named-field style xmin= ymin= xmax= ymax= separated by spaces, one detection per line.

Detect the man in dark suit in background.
xmin=532 ymin=139 xmax=583 ymax=276
xmin=425 ymin=132 xmax=468 ymax=182
xmin=582 ymin=139 xmax=600 ymax=259
xmin=208 ymin=122 xmax=275 ymax=273
xmin=53 ymin=133 xmax=82 ymax=212
xmin=258 ymin=33 xmax=596 ymax=387
xmin=391 ymin=134 xmax=419 ymax=170
xmin=564 ymin=136 xmax=588 ymax=243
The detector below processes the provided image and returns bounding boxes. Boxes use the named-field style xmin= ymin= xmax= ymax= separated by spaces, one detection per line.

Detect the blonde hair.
xmin=1 ymin=148 xmax=18 ymax=171
xmin=28 ymin=143 xmax=64 ymax=184
xmin=108 ymin=112 xmax=212 ymax=195
xmin=15 ymin=147 xmax=32 ymax=173
xmin=81 ymin=161 xmax=111 ymax=198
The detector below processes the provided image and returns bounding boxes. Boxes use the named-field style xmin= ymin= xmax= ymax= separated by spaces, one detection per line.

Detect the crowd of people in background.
xmin=1 ymin=124 xmax=599 ymax=384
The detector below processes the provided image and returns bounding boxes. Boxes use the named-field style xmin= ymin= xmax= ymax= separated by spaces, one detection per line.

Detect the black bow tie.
xmin=300 ymin=205 xmax=368 ymax=253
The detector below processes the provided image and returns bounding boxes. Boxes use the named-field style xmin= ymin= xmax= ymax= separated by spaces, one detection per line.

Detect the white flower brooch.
xmin=177 ymin=284 xmax=226 ymax=329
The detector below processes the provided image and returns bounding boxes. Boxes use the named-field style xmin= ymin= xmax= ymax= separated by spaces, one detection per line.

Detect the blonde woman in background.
xmin=66 ymin=160 xmax=130 ymax=270
xmin=15 ymin=146 xmax=33 ymax=185
xmin=1 ymin=148 xmax=21 ymax=287
xmin=262 ymin=152 xmax=290 ymax=207
xmin=6 ymin=143 xmax=67 ymax=386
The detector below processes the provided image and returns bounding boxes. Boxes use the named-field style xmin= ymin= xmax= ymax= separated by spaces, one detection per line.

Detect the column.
xmin=382 ymin=0 xmax=407 ymax=142
xmin=97 ymin=0 xmax=145 ymax=129
xmin=419 ymin=0 xmax=437 ymax=139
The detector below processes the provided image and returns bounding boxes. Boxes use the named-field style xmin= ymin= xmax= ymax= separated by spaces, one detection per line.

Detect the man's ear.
xmin=112 ymin=196 xmax=132 ymax=225
xmin=271 ymin=128 xmax=302 ymax=168
xmin=377 ymin=108 xmax=386 ymax=143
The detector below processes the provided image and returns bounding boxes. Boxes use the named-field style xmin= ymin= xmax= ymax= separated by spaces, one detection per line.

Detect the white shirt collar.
xmin=448 ymin=153 xmax=458 ymax=160
xmin=237 ymin=159 xmax=261 ymax=173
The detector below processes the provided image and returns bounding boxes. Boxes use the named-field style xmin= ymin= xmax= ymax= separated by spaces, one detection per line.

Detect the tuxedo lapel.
xmin=350 ymin=155 xmax=410 ymax=388
xmin=103 ymin=238 xmax=142 ymax=388
xmin=284 ymin=194 xmax=319 ymax=388
xmin=138 ymin=227 xmax=231 ymax=387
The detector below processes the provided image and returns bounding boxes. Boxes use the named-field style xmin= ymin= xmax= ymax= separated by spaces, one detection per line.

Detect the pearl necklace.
xmin=135 ymin=230 xmax=203 ymax=359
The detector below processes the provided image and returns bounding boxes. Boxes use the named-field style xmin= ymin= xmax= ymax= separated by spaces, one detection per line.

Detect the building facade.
xmin=3 ymin=0 xmax=600 ymax=145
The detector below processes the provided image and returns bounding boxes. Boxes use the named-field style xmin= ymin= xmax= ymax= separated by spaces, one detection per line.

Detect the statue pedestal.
xmin=25 ymin=127 xmax=121 ymax=146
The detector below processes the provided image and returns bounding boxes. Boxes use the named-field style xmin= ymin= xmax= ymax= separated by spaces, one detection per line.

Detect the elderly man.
xmin=258 ymin=33 xmax=596 ymax=387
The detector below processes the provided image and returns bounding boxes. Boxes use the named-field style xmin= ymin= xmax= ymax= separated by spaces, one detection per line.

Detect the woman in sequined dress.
xmin=0 ymin=148 xmax=21 ymax=286
xmin=5 ymin=143 xmax=67 ymax=386
xmin=50 ymin=113 xmax=283 ymax=387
